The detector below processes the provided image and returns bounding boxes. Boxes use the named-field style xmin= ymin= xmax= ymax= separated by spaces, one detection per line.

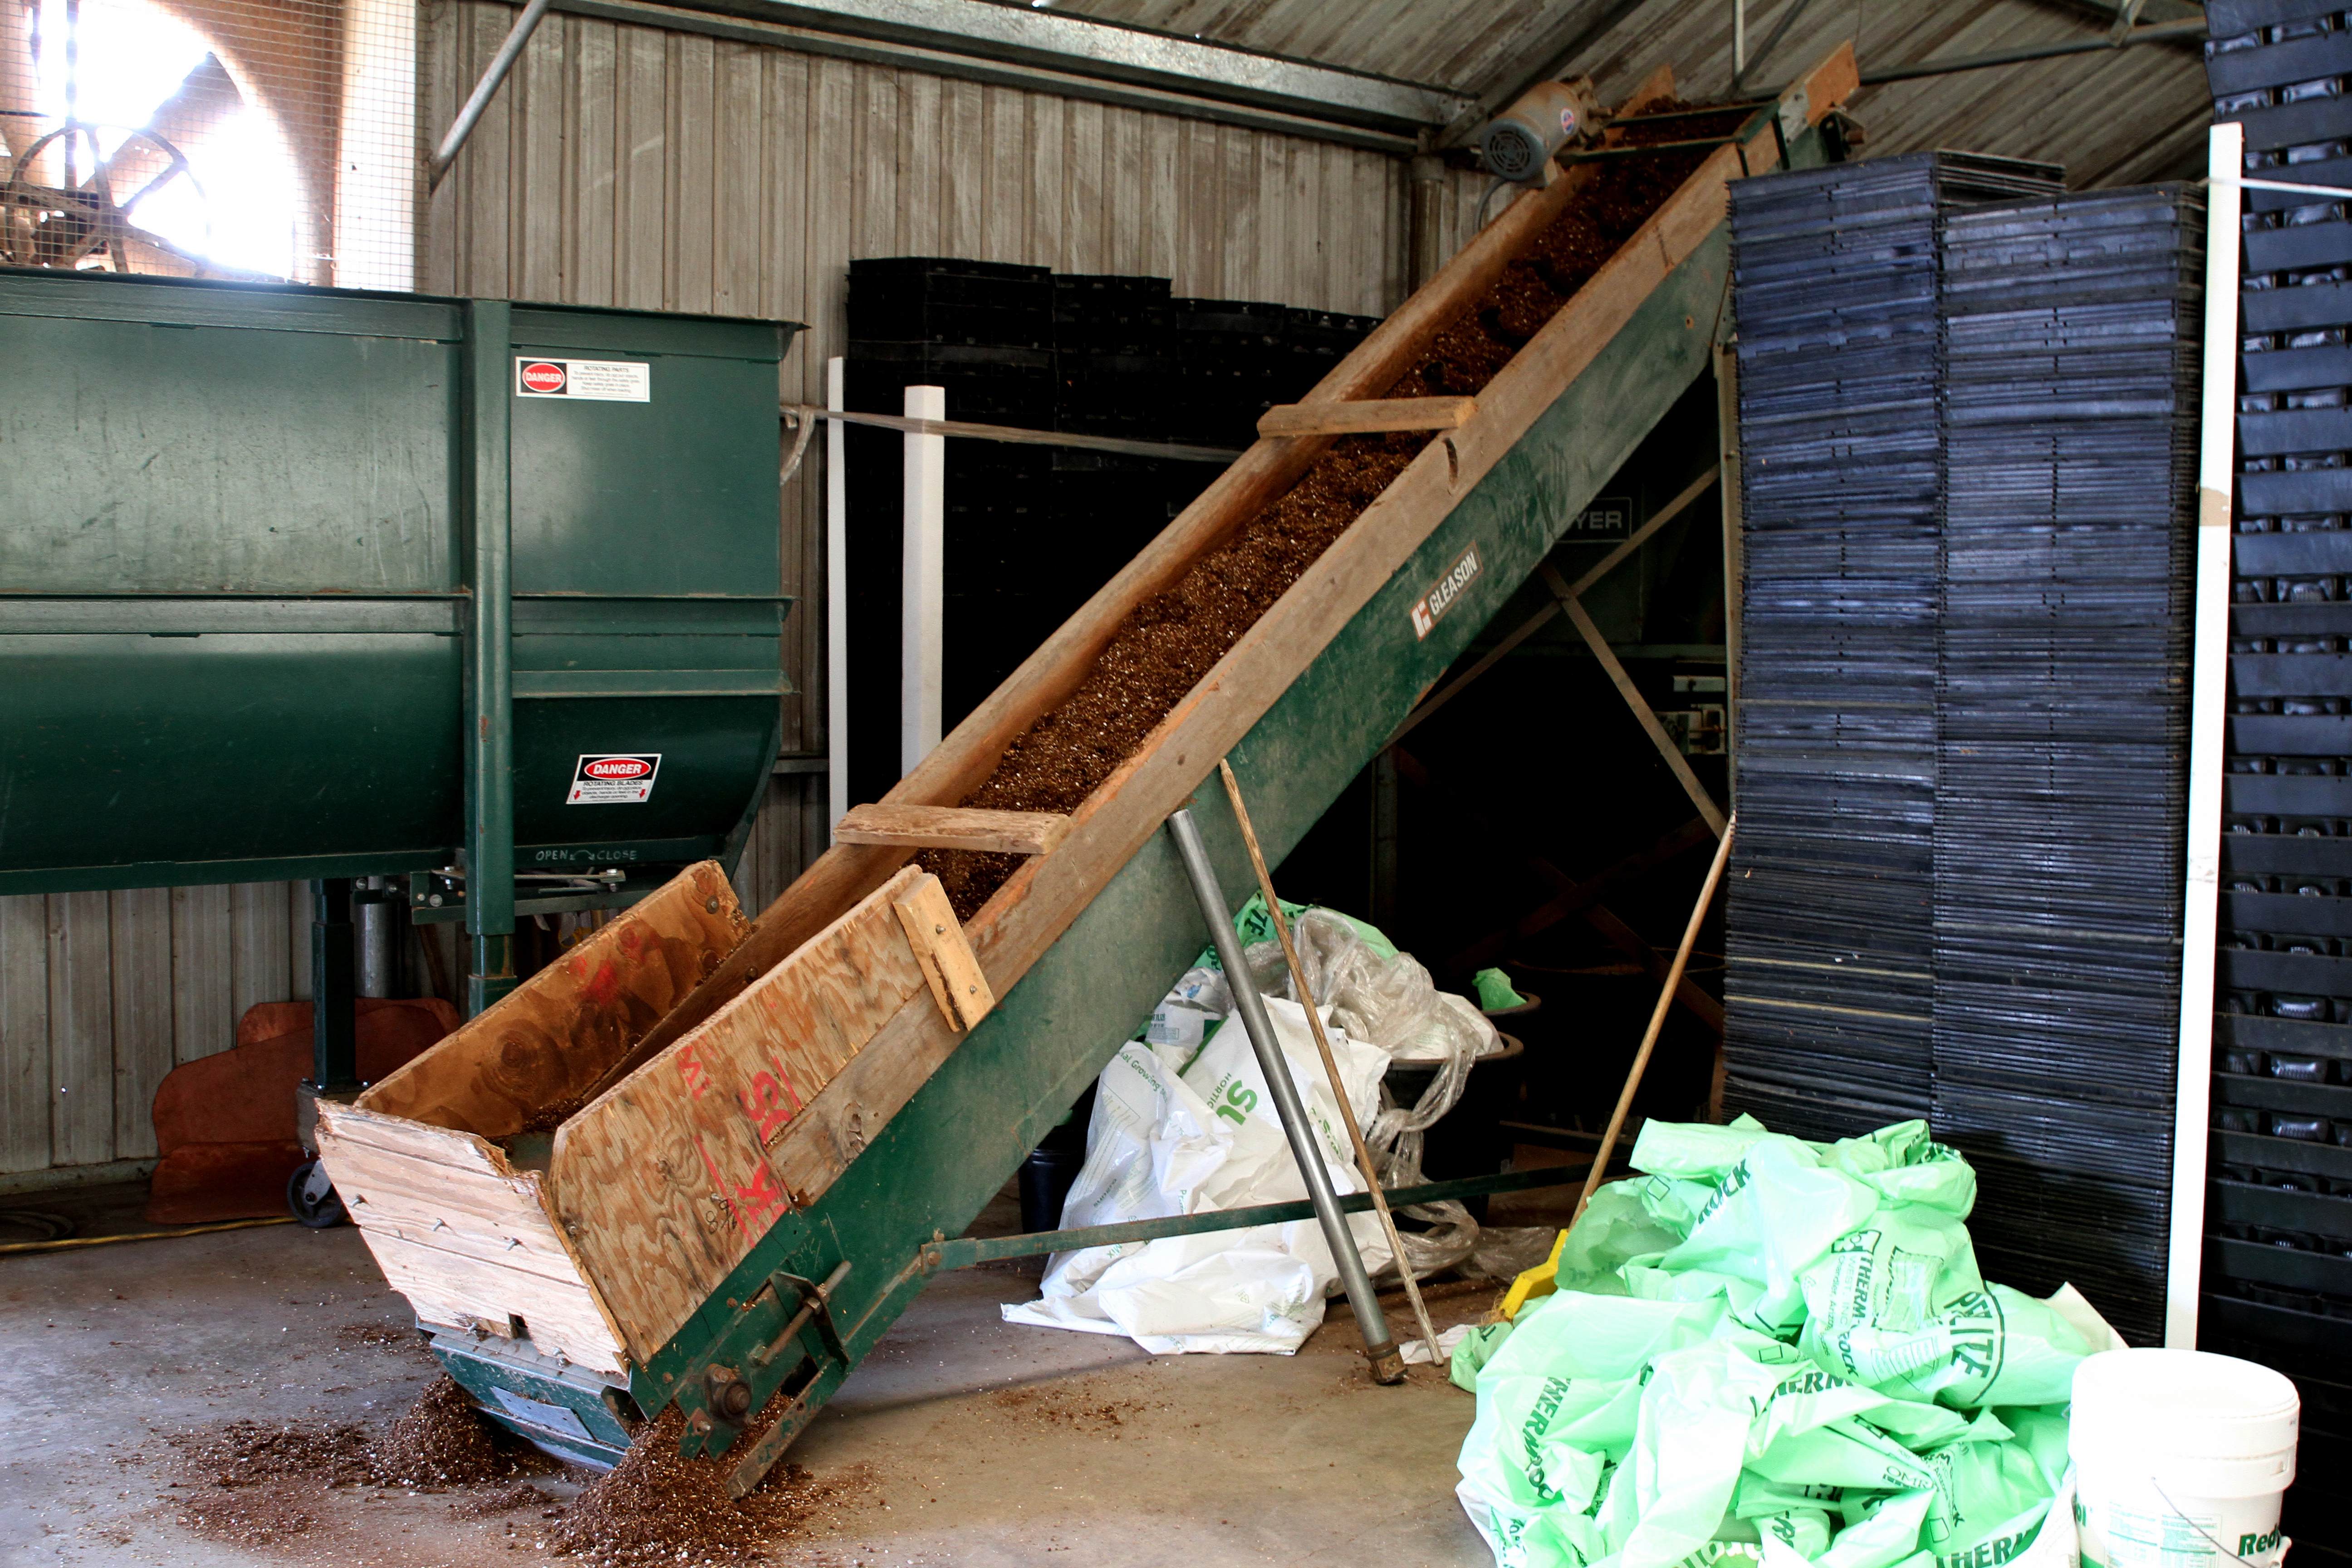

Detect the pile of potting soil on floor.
xmin=166 ymin=1374 xmax=872 ymax=1562
xmin=167 ymin=1376 xmax=531 ymax=1548
xmin=920 ymin=102 xmax=1754 ymax=920
xmin=552 ymin=1404 xmax=878 ymax=1566
xmin=369 ymin=1373 xmax=511 ymax=1486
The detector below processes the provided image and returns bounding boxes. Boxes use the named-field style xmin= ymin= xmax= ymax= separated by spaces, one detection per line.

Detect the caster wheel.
xmin=287 ymin=1159 xmax=348 ymax=1228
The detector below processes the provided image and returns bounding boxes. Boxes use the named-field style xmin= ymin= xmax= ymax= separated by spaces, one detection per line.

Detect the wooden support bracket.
xmin=892 ymin=877 xmax=995 ymax=1030
xmin=833 ymin=803 xmax=1071 ymax=856
xmin=1256 ymin=396 xmax=1476 ymax=438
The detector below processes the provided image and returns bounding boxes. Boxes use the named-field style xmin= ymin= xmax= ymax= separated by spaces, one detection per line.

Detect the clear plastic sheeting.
xmin=1454 ymin=1116 xmax=2125 ymax=1568
xmin=1002 ymin=902 xmax=1503 ymax=1352
xmin=1245 ymin=906 xmax=1500 ymax=1282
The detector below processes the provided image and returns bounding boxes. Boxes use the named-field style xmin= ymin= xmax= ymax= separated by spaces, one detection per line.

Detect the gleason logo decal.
xmin=1410 ymin=545 xmax=1483 ymax=639
xmin=514 ymin=357 xmax=652 ymax=402
xmin=568 ymin=754 xmax=662 ymax=804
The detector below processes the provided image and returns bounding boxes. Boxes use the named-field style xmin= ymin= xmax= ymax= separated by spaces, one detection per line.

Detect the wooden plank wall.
xmin=5 ymin=9 xmax=1508 ymax=1183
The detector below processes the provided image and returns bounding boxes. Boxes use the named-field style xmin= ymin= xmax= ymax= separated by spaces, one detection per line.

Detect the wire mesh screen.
xmin=0 ymin=0 xmax=413 ymax=286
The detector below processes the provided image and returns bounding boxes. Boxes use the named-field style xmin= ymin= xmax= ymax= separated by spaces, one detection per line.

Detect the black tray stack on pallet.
xmin=1932 ymin=186 xmax=2204 ymax=1345
xmin=841 ymin=256 xmax=1376 ymax=800
xmin=1049 ymin=273 xmax=1197 ymax=616
xmin=1723 ymin=152 xmax=2063 ymax=1143
xmin=1168 ymin=298 xmax=1293 ymax=451
xmin=2207 ymin=1 xmax=2352 ymax=1551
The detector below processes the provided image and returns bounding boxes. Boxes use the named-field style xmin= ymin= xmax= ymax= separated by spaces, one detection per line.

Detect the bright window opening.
xmin=4 ymin=0 xmax=307 ymax=278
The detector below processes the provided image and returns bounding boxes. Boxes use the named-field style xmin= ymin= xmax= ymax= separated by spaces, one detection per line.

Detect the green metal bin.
xmin=0 ymin=265 xmax=801 ymax=1015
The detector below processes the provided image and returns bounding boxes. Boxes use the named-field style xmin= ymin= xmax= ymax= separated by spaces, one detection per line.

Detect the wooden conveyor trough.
xmin=314 ymin=46 xmax=1859 ymax=1492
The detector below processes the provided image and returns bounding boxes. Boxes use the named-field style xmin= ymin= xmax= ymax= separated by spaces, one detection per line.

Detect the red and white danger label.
xmin=514 ymin=358 xmax=651 ymax=402
xmin=567 ymin=754 xmax=661 ymax=804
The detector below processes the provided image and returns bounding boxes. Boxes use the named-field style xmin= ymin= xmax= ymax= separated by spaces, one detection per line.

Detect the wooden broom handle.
xmin=1572 ymin=814 xmax=1736 ymax=1223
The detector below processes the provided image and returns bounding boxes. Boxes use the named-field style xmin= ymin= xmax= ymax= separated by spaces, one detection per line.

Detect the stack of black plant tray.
xmin=1932 ymin=184 xmax=2204 ymax=1345
xmin=1723 ymin=152 xmax=2063 ymax=1143
xmin=2204 ymin=4 xmax=2352 ymax=1543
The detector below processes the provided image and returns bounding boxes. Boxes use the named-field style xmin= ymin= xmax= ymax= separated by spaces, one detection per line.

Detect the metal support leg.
xmin=1166 ymin=807 xmax=1404 ymax=1384
xmin=355 ymin=875 xmax=393 ymax=998
xmin=309 ymin=878 xmax=360 ymax=1095
xmin=464 ymin=299 xmax=517 ymax=1018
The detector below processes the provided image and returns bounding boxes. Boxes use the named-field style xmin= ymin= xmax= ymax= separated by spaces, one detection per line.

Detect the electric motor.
xmin=1480 ymin=79 xmax=1598 ymax=184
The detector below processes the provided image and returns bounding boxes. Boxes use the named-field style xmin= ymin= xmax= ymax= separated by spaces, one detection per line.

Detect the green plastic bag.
xmin=1475 ymin=968 xmax=1528 ymax=1010
xmin=1447 ymin=1319 xmax=1519 ymax=1392
xmin=1455 ymin=1117 xmax=2100 ymax=1568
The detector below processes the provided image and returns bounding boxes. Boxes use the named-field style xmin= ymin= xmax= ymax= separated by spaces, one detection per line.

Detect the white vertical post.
xmin=2167 ymin=121 xmax=2242 ymax=1350
xmin=901 ymin=385 xmax=946 ymax=777
xmin=825 ymin=357 xmax=849 ymax=836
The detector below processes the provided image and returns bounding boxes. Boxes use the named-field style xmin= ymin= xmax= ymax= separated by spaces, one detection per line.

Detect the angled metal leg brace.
xmin=1166 ymin=808 xmax=1406 ymax=1385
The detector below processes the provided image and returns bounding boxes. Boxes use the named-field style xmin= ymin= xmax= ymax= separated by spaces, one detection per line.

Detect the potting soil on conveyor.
xmin=920 ymin=103 xmax=1751 ymax=920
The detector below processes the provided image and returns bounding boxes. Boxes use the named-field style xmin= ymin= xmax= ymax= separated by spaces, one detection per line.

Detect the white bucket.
xmin=2071 ymin=1348 xmax=2300 ymax=1568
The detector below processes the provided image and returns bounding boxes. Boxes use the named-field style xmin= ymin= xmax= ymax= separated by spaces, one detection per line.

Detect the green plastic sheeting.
xmin=1455 ymin=1117 xmax=2102 ymax=1568
xmin=1450 ymin=1320 xmax=1517 ymax=1393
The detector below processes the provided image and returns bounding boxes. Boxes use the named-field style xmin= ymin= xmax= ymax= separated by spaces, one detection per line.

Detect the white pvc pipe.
xmin=826 ymin=356 xmax=849 ymax=835
xmin=901 ymin=384 xmax=946 ymax=777
xmin=2166 ymin=121 xmax=2242 ymax=1350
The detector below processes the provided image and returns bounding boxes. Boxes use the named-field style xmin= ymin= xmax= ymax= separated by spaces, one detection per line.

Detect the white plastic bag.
xmin=1002 ymin=996 xmax=1392 ymax=1354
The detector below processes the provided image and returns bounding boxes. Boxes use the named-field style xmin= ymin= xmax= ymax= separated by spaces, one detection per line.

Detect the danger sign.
xmin=514 ymin=357 xmax=652 ymax=402
xmin=567 ymin=754 xmax=662 ymax=804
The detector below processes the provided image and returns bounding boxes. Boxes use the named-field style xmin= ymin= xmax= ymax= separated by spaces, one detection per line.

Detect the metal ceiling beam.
xmin=2032 ymin=0 xmax=2202 ymax=28
xmin=540 ymin=0 xmax=1430 ymax=152
xmin=630 ymin=0 xmax=1479 ymax=133
xmin=1858 ymin=16 xmax=2205 ymax=87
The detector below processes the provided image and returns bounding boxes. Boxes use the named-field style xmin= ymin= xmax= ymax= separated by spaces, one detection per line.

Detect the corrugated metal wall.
xmin=2 ymin=884 xmax=320 ymax=1178
xmin=0 ymin=1 xmax=1431 ymax=1182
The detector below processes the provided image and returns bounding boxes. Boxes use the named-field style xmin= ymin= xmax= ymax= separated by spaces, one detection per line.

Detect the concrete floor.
xmin=1 ymin=1191 xmax=1509 ymax=1567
